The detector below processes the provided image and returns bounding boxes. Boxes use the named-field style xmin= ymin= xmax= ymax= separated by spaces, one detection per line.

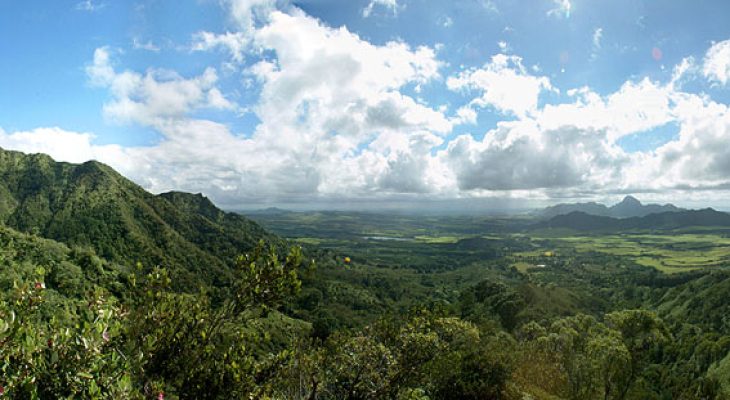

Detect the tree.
xmin=605 ymin=310 xmax=669 ymax=399
xmin=124 ymin=241 xmax=308 ymax=399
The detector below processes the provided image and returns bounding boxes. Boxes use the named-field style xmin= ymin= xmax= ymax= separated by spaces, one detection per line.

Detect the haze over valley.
xmin=2 ymin=1 xmax=730 ymax=399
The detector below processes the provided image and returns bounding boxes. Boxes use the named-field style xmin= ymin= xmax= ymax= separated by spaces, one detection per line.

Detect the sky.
xmin=2 ymin=1 xmax=730 ymax=211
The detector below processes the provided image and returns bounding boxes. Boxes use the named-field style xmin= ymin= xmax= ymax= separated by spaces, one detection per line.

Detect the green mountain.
xmin=2 ymin=147 xmax=730 ymax=398
xmin=538 ymin=195 xmax=683 ymax=219
xmin=655 ymin=270 xmax=730 ymax=334
xmin=0 ymin=147 xmax=279 ymax=288
xmin=535 ymin=208 xmax=730 ymax=232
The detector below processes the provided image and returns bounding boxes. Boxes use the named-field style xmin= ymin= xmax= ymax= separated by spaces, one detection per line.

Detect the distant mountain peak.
xmin=538 ymin=195 xmax=684 ymax=219
xmin=535 ymin=208 xmax=730 ymax=231
xmin=618 ymin=195 xmax=641 ymax=206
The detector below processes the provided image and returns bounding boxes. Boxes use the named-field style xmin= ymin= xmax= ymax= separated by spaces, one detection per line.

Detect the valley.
xmin=1 ymin=148 xmax=730 ymax=398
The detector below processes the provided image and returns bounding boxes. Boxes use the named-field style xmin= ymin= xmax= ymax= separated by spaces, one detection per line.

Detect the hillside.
xmin=1 ymin=147 xmax=730 ymax=398
xmin=0 ymin=147 xmax=279 ymax=288
xmin=538 ymin=195 xmax=683 ymax=219
xmin=535 ymin=208 xmax=730 ymax=232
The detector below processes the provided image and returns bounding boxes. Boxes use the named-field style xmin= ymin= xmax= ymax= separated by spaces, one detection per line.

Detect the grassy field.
xmin=521 ymin=233 xmax=730 ymax=273
xmin=247 ymin=210 xmax=730 ymax=274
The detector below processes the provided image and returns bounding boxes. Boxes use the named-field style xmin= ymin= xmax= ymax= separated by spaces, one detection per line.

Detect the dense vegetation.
xmin=1 ymin=147 xmax=730 ymax=398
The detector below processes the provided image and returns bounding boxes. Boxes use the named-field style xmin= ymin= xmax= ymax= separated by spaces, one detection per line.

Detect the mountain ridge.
xmin=0 ymin=147 xmax=280 ymax=289
xmin=535 ymin=208 xmax=730 ymax=232
xmin=538 ymin=195 xmax=683 ymax=219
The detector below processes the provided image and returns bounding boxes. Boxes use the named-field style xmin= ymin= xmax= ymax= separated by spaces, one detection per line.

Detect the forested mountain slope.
xmin=0 ymin=147 xmax=279 ymax=288
xmin=1 ymin=147 xmax=730 ymax=398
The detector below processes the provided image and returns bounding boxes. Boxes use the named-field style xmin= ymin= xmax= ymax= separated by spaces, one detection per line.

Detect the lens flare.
xmin=651 ymin=47 xmax=663 ymax=61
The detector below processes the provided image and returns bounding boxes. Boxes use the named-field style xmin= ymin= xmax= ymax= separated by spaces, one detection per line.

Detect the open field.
xmin=517 ymin=233 xmax=730 ymax=273
xmin=248 ymin=210 xmax=730 ymax=274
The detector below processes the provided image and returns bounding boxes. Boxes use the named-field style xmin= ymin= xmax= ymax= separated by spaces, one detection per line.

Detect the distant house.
xmin=536 ymin=264 xmax=547 ymax=268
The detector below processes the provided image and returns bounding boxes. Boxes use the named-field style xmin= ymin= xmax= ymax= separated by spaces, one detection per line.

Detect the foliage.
xmin=272 ymin=311 xmax=515 ymax=399
xmin=0 ymin=265 xmax=134 ymax=398
xmin=1 ymin=148 xmax=730 ymax=398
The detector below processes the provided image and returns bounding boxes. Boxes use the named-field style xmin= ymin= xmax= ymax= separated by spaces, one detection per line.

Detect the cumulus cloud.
xmin=252 ymin=11 xmax=448 ymax=138
xmin=447 ymin=54 xmax=554 ymax=118
xmin=246 ymin=11 xmax=451 ymax=195
xmin=633 ymin=95 xmax=730 ymax=191
xmin=453 ymin=106 xmax=478 ymax=125
xmin=39 ymin=10 xmax=454 ymax=206
xmin=441 ymin=121 xmax=625 ymax=191
xmin=539 ymin=78 xmax=675 ymax=141
xmin=0 ymin=127 xmax=135 ymax=174
xmin=228 ymin=0 xmax=277 ymax=33
xmin=86 ymin=47 xmax=236 ymax=126
xmin=703 ymin=40 xmax=730 ymax=85
xmin=9 ymin=3 xmax=730 ymax=207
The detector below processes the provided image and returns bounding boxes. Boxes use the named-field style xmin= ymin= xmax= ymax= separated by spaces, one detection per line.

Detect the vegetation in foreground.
xmin=1 ymin=148 xmax=730 ymax=398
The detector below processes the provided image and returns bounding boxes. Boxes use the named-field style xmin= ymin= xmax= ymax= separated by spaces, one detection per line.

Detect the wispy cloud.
xmin=362 ymin=0 xmax=399 ymax=18
xmin=480 ymin=0 xmax=499 ymax=14
xmin=132 ymin=38 xmax=160 ymax=52
xmin=547 ymin=0 xmax=571 ymax=18
xmin=592 ymin=28 xmax=603 ymax=49
xmin=75 ymin=0 xmax=105 ymax=12
xmin=590 ymin=27 xmax=603 ymax=60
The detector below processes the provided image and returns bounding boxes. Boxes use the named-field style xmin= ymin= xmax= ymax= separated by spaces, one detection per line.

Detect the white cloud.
xmin=703 ymin=39 xmax=730 ymax=85
xmin=632 ymin=95 xmax=730 ymax=191
xmin=447 ymin=54 xmax=554 ymax=118
xmin=14 ymin=4 xmax=730 ymax=206
xmin=539 ymin=78 xmax=675 ymax=141
xmin=191 ymin=31 xmax=249 ymax=63
xmin=228 ymin=0 xmax=277 ymax=33
xmin=0 ymin=127 xmax=134 ymax=173
xmin=86 ymin=47 xmax=236 ymax=126
xmin=547 ymin=0 xmax=571 ymax=18
xmin=362 ymin=0 xmax=399 ymax=18
xmin=50 ymin=11 xmax=454 ymax=205
xmin=252 ymin=11 xmax=448 ymax=138
xmin=441 ymin=121 xmax=625 ymax=191
xmin=670 ymin=56 xmax=695 ymax=88
xmin=189 ymin=0 xmax=278 ymax=64
xmin=454 ymin=106 xmax=478 ymax=125
xmin=247 ymin=11 xmax=451 ymax=195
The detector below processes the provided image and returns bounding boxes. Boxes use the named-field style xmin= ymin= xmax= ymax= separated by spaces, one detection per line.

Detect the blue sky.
xmin=2 ymin=0 xmax=730 ymax=210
